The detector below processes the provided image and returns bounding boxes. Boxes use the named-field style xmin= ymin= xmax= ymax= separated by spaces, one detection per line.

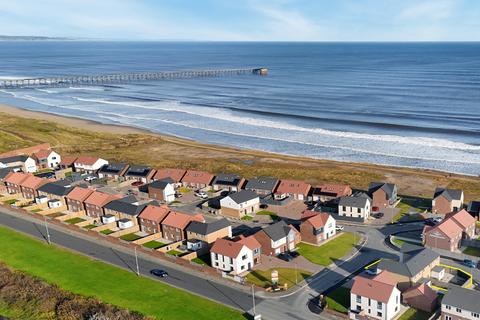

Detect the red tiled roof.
xmin=304 ymin=212 xmax=332 ymax=229
xmin=66 ymin=187 xmax=94 ymax=202
xmin=425 ymin=218 xmax=462 ymax=240
xmin=60 ymin=156 xmax=77 ymax=166
xmin=447 ymin=209 xmax=476 ymax=230
xmin=181 ymin=170 xmax=214 ymax=185
xmin=314 ymin=184 xmax=352 ymax=197
xmin=4 ymin=172 xmax=30 ymax=185
xmin=153 ymin=168 xmax=187 ymax=183
xmin=211 ymin=238 xmax=245 ymax=258
xmin=19 ymin=175 xmax=50 ymax=190
xmin=0 ymin=143 xmax=51 ymax=158
xmin=351 ymin=273 xmax=397 ymax=303
xmin=275 ymin=179 xmax=311 ymax=195
xmin=161 ymin=211 xmax=201 ymax=230
xmin=403 ymin=283 xmax=437 ymax=302
xmin=75 ymin=156 xmax=100 ymax=165
xmin=139 ymin=205 xmax=170 ymax=223
xmin=84 ymin=191 xmax=120 ymax=207
xmin=301 ymin=210 xmax=318 ymax=221
xmin=373 ymin=270 xmax=398 ymax=286
xmin=237 ymin=235 xmax=261 ymax=250
xmin=33 ymin=149 xmax=53 ymax=159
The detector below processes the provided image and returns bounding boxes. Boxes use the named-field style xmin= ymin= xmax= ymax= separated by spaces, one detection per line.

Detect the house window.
xmin=456 ymin=308 xmax=462 ymax=313
xmin=377 ymin=301 xmax=382 ymax=310
xmin=356 ymin=295 xmax=361 ymax=303
xmin=242 ymin=255 xmax=247 ymax=260
xmin=472 ymin=312 xmax=479 ymax=318
xmin=241 ymin=265 xmax=245 ymax=270
xmin=445 ymin=316 xmax=452 ymax=320
xmin=368 ymin=298 xmax=371 ymax=306
xmin=357 ymin=208 xmax=361 ymax=214
xmin=342 ymin=206 xmax=346 ymax=211
xmin=377 ymin=311 xmax=382 ymax=317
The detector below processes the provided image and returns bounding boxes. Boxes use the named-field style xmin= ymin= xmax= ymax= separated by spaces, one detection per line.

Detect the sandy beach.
xmin=0 ymin=103 xmax=479 ymax=200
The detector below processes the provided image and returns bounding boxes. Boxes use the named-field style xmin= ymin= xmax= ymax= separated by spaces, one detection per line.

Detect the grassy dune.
xmin=0 ymin=110 xmax=479 ymax=200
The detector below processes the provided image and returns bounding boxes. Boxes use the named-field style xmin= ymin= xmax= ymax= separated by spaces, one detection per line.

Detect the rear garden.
xmin=297 ymin=232 xmax=359 ymax=266
xmin=119 ymin=233 xmax=143 ymax=242
xmin=142 ymin=240 xmax=166 ymax=249
xmin=64 ymin=217 xmax=86 ymax=224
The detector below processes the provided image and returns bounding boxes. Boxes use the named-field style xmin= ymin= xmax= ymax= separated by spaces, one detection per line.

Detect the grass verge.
xmin=0 ymin=225 xmax=244 ymax=320
xmin=463 ymin=246 xmax=480 ymax=257
xmin=246 ymin=268 xmax=312 ymax=288
xmin=325 ymin=286 xmax=350 ymax=314
xmin=297 ymin=232 xmax=358 ymax=266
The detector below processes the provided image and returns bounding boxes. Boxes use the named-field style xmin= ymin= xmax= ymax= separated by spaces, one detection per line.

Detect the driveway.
xmin=255 ymin=254 xmax=322 ymax=274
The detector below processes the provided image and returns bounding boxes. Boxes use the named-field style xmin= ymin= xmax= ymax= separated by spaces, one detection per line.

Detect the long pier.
xmin=0 ymin=67 xmax=268 ymax=89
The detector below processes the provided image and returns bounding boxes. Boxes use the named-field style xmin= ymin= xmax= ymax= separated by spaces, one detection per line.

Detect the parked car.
xmin=194 ymin=191 xmax=208 ymax=199
xmin=365 ymin=268 xmax=380 ymax=275
xmin=432 ymin=217 xmax=443 ymax=224
xmin=174 ymin=192 xmax=183 ymax=198
xmin=336 ymin=225 xmax=345 ymax=231
xmin=375 ymin=212 xmax=384 ymax=219
xmin=463 ymin=259 xmax=476 ymax=268
xmin=260 ymin=204 xmax=269 ymax=209
xmin=150 ymin=269 xmax=168 ymax=278
xmin=278 ymin=253 xmax=293 ymax=262
xmin=289 ymin=251 xmax=300 ymax=259
xmin=424 ymin=219 xmax=436 ymax=227
xmin=84 ymin=176 xmax=97 ymax=182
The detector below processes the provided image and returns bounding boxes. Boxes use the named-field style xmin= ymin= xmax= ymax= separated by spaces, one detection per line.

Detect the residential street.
xmin=0 ymin=206 xmax=475 ymax=320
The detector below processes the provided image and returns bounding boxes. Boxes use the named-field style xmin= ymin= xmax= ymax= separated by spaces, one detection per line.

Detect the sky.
xmin=0 ymin=0 xmax=479 ymax=41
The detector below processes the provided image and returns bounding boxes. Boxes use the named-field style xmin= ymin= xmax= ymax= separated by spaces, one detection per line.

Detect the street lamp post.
xmin=44 ymin=216 xmax=51 ymax=244
xmin=134 ymin=247 xmax=140 ymax=276
xmin=252 ymin=284 xmax=256 ymax=316
xmin=295 ymin=263 xmax=298 ymax=285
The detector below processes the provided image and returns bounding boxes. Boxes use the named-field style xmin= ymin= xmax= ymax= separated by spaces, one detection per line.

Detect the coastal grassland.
xmin=0 ymin=226 xmax=245 ymax=320
xmin=1 ymin=110 xmax=480 ymax=200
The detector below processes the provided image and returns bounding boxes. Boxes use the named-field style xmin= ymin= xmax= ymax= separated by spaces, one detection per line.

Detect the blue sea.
xmin=0 ymin=41 xmax=479 ymax=175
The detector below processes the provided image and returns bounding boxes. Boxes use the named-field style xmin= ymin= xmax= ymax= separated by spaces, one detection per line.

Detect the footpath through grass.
xmin=297 ymin=232 xmax=359 ymax=266
xmin=0 ymin=226 xmax=245 ymax=320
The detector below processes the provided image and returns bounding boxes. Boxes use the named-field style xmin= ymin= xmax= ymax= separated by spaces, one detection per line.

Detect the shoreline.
xmin=0 ymin=103 xmax=474 ymax=178
xmin=1 ymin=103 xmax=479 ymax=200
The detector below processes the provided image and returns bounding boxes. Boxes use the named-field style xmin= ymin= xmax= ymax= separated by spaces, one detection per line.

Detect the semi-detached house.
xmin=254 ymin=220 xmax=301 ymax=256
xmin=244 ymin=176 xmax=279 ymax=196
xmin=161 ymin=211 xmax=205 ymax=242
xmin=84 ymin=191 xmax=121 ymax=219
xmin=186 ymin=218 xmax=232 ymax=251
xmin=432 ymin=188 xmax=464 ymax=215
xmin=368 ymin=182 xmax=398 ymax=211
xmin=211 ymin=173 xmax=245 ymax=192
xmin=0 ymin=155 xmax=37 ymax=173
xmin=138 ymin=204 xmax=170 ymax=235
xmin=338 ymin=193 xmax=372 ymax=221
xmin=65 ymin=186 xmax=94 ymax=212
xmin=97 ymin=163 xmax=129 ymax=180
xmin=180 ymin=170 xmax=214 ymax=189
xmin=19 ymin=174 xmax=51 ymax=200
xmin=103 ymin=196 xmax=148 ymax=229
xmin=4 ymin=172 xmax=30 ymax=195
xmin=152 ymin=168 xmax=186 ymax=187
xmin=274 ymin=179 xmax=311 ymax=201
xmin=32 ymin=149 xmax=61 ymax=169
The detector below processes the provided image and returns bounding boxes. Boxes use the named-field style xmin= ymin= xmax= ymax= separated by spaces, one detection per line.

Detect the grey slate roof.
xmin=442 ymin=286 xmax=480 ymax=314
xmin=467 ymin=201 xmax=480 ymax=214
xmin=0 ymin=167 xmax=16 ymax=180
xmin=227 ymin=190 xmax=259 ymax=204
xmin=368 ymin=182 xmax=396 ymax=200
xmin=338 ymin=193 xmax=371 ymax=208
xmin=212 ymin=173 xmax=243 ymax=187
xmin=104 ymin=196 xmax=146 ymax=216
xmin=245 ymin=177 xmax=279 ymax=192
xmin=262 ymin=220 xmax=292 ymax=242
xmin=125 ymin=165 xmax=152 ymax=178
xmin=378 ymin=248 xmax=439 ymax=278
xmin=0 ymin=155 xmax=30 ymax=164
xmin=149 ymin=179 xmax=174 ymax=189
xmin=38 ymin=180 xmax=74 ymax=196
xmin=434 ymin=188 xmax=463 ymax=201
xmin=186 ymin=218 xmax=231 ymax=235
xmin=98 ymin=163 xmax=128 ymax=175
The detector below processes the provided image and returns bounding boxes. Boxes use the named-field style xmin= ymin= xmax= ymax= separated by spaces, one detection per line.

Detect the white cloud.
xmin=398 ymin=0 xmax=457 ymax=20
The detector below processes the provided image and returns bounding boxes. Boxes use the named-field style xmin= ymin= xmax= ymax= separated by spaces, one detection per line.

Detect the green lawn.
xmin=256 ymin=210 xmax=279 ymax=221
xmin=463 ymin=246 xmax=480 ymax=257
xmin=83 ymin=224 xmax=97 ymax=230
xmin=178 ymin=187 xmax=191 ymax=193
xmin=100 ymin=229 xmax=114 ymax=235
xmin=398 ymin=308 xmax=430 ymax=320
xmin=0 ymin=225 xmax=244 ymax=320
xmin=191 ymin=255 xmax=211 ymax=266
xmin=393 ymin=198 xmax=426 ymax=222
xmin=46 ymin=212 xmax=65 ymax=218
xmin=143 ymin=240 xmax=166 ymax=249
xmin=120 ymin=233 xmax=143 ymax=242
xmin=297 ymin=232 xmax=359 ymax=266
xmin=166 ymin=250 xmax=184 ymax=257
xmin=246 ymin=268 xmax=312 ymax=288
xmin=65 ymin=217 xmax=86 ymax=224
xmin=241 ymin=215 xmax=253 ymax=221
xmin=3 ymin=199 xmax=17 ymax=205
xmin=31 ymin=208 xmax=42 ymax=213
xmin=325 ymin=286 xmax=350 ymax=314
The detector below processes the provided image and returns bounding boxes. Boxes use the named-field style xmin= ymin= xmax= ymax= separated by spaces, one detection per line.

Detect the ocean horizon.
xmin=0 ymin=41 xmax=479 ymax=175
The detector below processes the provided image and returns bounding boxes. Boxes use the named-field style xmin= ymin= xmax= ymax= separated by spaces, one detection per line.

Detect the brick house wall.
xmin=433 ymin=196 xmax=453 ymax=215
xmin=85 ymin=204 xmax=104 ymax=218
xmin=66 ymin=198 xmax=85 ymax=212
xmin=162 ymin=225 xmax=185 ymax=241
xmin=148 ymin=187 xmax=165 ymax=201
xmin=424 ymin=230 xmax=461 ymax=251
xmin=21 ymin=186 xmax=37 ymax=199
xmin=6 ymin=183 xmax=21 ymax=194
xmin=403 ymin=293 xmax=437 ymax=313
xmin=139 ymin=218 xmax=161 ymax=235
xmin=372 ymin=188 xmax=388 ymax=210
xmin=300 ymin=223 xmax=320 ymax=245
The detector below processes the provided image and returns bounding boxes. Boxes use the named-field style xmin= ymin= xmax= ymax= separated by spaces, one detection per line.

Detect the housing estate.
xmin=368 ymin=182 xmax=398 ymax=211
xmin=432 ymin=188 xmax=464 ymax=215
xmin=300 ymin=211 xmax=336 ymax=245
xmin=254 ymin=220 xmax=301 ymax=256
xmin=338 ymin=193 xmax=372 ymax=221
xmin=219 ymin=190 xmax=260 ymax=218
xmin=349 ymin=271 xmax=401 ymax=320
